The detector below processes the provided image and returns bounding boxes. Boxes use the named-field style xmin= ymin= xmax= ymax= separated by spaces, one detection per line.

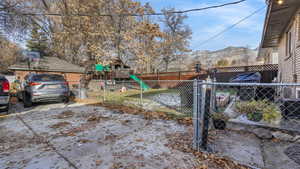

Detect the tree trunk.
xmin=165 ymin=61 xmax=169 ymax=72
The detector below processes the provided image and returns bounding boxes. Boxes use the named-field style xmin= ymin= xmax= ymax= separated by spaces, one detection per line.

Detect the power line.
xmin=3 ymin=0 xmax=246 ymax=17
xmin=197 ymin=6 xmax=265 ymax=48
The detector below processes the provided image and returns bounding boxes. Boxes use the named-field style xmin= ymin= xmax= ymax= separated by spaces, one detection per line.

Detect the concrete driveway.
xmin=0 ymin=102 xmax=198 ymax=169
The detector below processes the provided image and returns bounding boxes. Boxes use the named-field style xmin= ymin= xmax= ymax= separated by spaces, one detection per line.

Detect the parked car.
xmin=18 ymin=74 xmax=70 ymax=107
xmin=0 ymin=75 xmax=10 ymax=112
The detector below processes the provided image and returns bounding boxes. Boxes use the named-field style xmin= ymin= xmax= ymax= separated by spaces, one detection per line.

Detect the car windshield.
xmin=32 ymin=74 xmax=65 ymax=82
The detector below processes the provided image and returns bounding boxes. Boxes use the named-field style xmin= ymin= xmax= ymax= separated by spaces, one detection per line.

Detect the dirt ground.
xmin=0 ymin=102 xmax=200 ymax=169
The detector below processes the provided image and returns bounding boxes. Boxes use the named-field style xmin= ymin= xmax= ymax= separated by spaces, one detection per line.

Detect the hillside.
xmin=189 ymin=47 xmax=259 ymax=68
xmin=165 ymin=46 xmax=260 ymax=71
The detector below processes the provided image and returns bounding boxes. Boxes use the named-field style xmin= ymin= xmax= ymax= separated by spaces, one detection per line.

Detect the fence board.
xmin=137 ymin=64 xmax=278 ymax=84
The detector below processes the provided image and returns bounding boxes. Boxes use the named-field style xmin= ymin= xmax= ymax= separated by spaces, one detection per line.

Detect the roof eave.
xmin=261 ymin=0 xmax=277 ymax=48
xmin=261 ymin=0 xmax=300 ymax=48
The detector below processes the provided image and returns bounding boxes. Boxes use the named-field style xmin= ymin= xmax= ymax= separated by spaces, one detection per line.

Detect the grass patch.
xmin=126 ymin=88 xmax=180 ymax=98
xmin=93 ymin=102 xmax=192 ymax=125
xmin=83 ymin=88 xmax=192 ymax=120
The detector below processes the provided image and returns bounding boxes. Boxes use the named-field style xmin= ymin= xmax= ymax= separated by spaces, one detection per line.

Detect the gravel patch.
xmin=150 ymin=93 xmax=181 ymax=107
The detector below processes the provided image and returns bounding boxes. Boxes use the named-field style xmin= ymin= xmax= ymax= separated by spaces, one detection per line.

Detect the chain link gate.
xmin=193 ymin=80 xmax=300 ymax=152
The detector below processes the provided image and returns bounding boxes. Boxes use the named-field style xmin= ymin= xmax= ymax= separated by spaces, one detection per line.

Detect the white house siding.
xmin=295 ymin=10 xmax=300 ymax=83
xmin=278 ymin=9 xmax=300 ymax=83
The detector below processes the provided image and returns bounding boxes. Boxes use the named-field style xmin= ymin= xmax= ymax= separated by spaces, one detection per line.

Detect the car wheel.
xmin=23 ymin=92 xmax=33 ymax=108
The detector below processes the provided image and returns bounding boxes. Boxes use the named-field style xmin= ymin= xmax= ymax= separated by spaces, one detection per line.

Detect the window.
xmin=286 ymin=31 xmax=292 ymax=56
xmin=32 ymin=74 xmax=65 ymax=82
xmin=296 ymin=88 xmax=300 ymax=99
xmin=283 ymin=87 xmax=292 ymax=98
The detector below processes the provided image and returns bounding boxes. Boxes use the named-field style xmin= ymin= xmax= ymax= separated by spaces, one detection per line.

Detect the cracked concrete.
xmin=0 ymin=103 xmax=198 ymax=169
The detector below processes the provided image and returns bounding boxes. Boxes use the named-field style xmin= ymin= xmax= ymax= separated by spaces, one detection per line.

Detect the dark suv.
xmin=0 ymin=76 xmax=10 ymax=112
xmin=19 ymin=74 xmax=70 ymax=107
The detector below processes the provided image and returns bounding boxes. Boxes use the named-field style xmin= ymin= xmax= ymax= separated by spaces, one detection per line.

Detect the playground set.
xmin=94 ymin=59 xmax=150 ymax=91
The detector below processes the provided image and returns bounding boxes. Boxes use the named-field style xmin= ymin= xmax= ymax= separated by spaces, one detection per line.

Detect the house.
xmin=260 ymin=0 xmax=300 ymax=85
xmin=257 ymin=48 xmax=278 ymax=64
xmin=9 ymin=57 xmax=85 ymax=84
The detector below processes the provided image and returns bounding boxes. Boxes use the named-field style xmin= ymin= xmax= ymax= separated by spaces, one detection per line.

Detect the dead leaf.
xmin=135 ymin=138 xmax=144 ymax=142
xmin=95 ymin=160 xmax=102 ymax=166
xmin=49 ymin=122 xmax=71 ymax=129
xmin=56 ymin=110 xmax=75 ymax=119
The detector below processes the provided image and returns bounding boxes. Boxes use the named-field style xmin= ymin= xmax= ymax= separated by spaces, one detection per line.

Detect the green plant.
xmin=262 ymin=104 xmax=282 ymax=124
xmin=235 ymin=100 xmax=281 ymax=123
xmin=246 ymin=112 xmax=263 ymax=122
xmin=235 ymin=100 xmax=268 ymax=115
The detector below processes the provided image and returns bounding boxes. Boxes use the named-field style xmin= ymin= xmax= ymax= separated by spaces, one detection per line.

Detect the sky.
xmin=139 ymin=0 xmax=267 ymax=51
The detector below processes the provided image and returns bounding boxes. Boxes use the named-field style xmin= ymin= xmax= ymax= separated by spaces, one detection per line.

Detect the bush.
xmin=262 ymin=104 xmax=282 ymax=124
xmin=246 ymin=112 xmax=263 ymax=122
xmin=235 ymin=100 xmax=281 ymax=123
xmin=235 ymin=100 xmax=267 ymax=115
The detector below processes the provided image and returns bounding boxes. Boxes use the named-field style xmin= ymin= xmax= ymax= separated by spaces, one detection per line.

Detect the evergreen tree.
xmin=26 ymin=24 xmax=48 ymax=57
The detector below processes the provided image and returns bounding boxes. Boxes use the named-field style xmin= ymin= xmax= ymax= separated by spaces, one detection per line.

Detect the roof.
xmin=261 ymin=0 xmax=300 ymax=48
xmin=9 ymin=57 xmax=85 ymax=73
xmin=110 ymin=58 xmax=130 ymax=67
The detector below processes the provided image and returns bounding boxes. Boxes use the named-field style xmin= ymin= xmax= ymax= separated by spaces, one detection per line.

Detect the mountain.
xmin=182 ymin=46 xmax=260 ymax=70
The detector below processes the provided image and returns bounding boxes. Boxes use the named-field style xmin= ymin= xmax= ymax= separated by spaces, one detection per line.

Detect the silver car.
xmin=19 ymin=74 xmax=70 ymax=107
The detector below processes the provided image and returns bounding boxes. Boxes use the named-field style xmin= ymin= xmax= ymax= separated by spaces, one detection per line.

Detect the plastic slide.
xmin=129 ymin=75 xmax=150 ymax=91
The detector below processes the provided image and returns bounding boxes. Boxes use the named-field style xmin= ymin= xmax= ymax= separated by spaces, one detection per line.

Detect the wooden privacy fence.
xmin=136 ymin=64 xmax=278 ymax=87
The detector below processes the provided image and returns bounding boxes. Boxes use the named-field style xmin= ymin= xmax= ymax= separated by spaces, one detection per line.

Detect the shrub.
xmin=262 ymin=104 xmax=282 ymax=124
xmin=235 ymin=100 xmax=281 ymax=123
xmin=246 ymin=112 xmax=263 ymax=122
xmin=235 ymin=100 xmax=267 ymax=114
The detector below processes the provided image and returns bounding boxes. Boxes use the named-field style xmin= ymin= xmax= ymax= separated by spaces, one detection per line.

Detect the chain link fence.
xmin=34 ymin=79 xmax=300 ymax=167
xmin=193 ymin=81 xmax=300 ymax=152
xmin=69 ymin=80 xmax=194 ymax=117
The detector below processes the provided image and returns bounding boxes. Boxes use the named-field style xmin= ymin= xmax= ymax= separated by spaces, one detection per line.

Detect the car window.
xmin=32 ymin=74 xmax=65 ymax=82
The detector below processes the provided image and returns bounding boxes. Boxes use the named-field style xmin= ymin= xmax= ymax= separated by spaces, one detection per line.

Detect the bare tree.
xmin=160 ymin=8 xmax=192 ymax=72
xmin=0 ymin=35 xmax=21 ymax=72
xmin=0 ymin=0 xmax=35 ymax=36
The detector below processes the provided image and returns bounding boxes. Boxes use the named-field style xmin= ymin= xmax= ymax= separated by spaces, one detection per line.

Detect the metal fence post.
xmin=199 ymin=80 xmax=208 ymax=150
xmin=210 ymin=80 xmax=216 ymax=113
xmin=140 ymin=82 xmax=143 ymax=107
xmin=193 ymin=80 xmax=211 ymax=152
xmin=202 ymin=83 xmax=211 ymax=151
xmin=79 ymin=81 xmax=82 ymax=99
xmin=193 ymin=79 xmax=201 ymax=151
xmin=103 ymin=80 xmax=106 ymax=102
